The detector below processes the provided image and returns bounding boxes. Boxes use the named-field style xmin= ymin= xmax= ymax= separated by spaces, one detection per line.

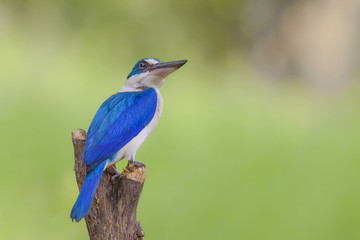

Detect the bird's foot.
xmin=128 ymin=160 xmax=146 ymax=172
xmin=106 ymin=165 xmax=121 ymax=183
xmin=111 ymin=173 xmax=121 ymax=183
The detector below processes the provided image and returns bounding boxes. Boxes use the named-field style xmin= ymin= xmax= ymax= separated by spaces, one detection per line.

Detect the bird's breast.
xmin=109 ymin=90 xmax=163 ymax=164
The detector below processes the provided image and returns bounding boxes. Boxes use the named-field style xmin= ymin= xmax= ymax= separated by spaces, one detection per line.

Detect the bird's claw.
xmin=128 ymin=161 xmax=146 ymax=172
xmin=107 ymin=161 xmax=145 ymax=183
xmin=111 ymin=173 xmax=121 ymax=183
xmin=107 ymin=165 xmax=121 ymax=183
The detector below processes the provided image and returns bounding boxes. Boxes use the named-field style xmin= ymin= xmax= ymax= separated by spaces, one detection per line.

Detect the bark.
xmin=72 ymin=128 xmax=145 ymax=240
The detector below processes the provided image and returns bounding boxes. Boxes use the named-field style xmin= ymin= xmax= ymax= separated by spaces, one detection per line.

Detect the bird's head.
xmin=121 ymin=58 xmax=187 ymax=91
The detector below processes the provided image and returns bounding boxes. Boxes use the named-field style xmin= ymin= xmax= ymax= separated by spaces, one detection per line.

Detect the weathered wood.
xmin=72 ymin=128 xmax=145 ymax=240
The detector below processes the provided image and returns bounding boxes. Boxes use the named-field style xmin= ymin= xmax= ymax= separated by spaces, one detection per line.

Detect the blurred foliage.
xmin=1 ymin=0 xmax=251 ymax=63
xmin=1 ymin=0 xmax=360 ymax=240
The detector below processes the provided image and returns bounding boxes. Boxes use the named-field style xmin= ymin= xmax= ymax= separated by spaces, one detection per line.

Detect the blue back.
xmin=83 ymin=88 xmax=158 ymax=172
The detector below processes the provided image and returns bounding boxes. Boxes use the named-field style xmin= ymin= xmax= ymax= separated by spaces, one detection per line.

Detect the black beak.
xmin=149 ymin=60 xmax=187 ymax=71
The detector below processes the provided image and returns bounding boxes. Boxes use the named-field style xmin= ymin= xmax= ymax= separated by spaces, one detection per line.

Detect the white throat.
xmin=120 ymin=73 xmax=165 ymax=92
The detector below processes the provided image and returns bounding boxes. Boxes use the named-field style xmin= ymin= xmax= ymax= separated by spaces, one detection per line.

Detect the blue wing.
xmin=83 ymin=88 xmax=158 ymax=172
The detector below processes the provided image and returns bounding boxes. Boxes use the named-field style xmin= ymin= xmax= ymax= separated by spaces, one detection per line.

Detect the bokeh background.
xmin=1 ymin=0 xmax=360 ymax=239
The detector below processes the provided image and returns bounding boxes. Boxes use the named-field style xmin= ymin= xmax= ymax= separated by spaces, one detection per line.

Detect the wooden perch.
xmin=72 ymin=128 xmax=145 ymax=240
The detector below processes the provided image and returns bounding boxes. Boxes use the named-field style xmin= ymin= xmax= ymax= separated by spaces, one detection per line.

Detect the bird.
xmin=70 ymin=57 xmax=187 ymax=222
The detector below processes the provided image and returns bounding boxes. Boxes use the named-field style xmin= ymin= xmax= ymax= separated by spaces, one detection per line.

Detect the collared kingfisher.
xmin=70 ymin=58 xmax=187 ymax=222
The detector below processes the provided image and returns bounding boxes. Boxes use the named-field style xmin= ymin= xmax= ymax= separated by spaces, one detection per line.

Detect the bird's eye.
xmin=139 ymin=61 xmax=147 ymax=69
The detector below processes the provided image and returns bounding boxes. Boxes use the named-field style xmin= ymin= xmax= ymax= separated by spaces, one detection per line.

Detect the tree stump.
xmin=72 ymin=128 xmax=145 ymax=240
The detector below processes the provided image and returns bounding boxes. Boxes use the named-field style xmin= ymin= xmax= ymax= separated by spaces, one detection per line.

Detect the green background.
xmin=1 ymin=1 xmax=360 ymax=239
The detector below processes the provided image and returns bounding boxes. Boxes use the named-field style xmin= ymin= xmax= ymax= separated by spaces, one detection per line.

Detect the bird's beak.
xmin=149 ymin=60 xmax=187 ymax=77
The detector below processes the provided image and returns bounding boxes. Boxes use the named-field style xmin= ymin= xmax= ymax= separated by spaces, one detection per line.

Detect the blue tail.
xmin=70 ymin=161 xmax=107 ymax=222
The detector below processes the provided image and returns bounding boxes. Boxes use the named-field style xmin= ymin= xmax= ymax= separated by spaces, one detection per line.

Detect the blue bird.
xmin=70 ymin=57 xmax=187 ymax=222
